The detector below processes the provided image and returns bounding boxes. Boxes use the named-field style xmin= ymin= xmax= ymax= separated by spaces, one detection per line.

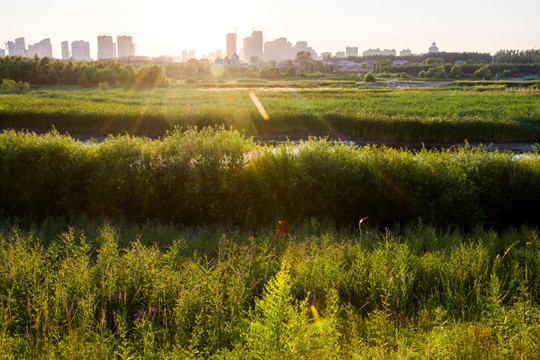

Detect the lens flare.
xmin=249 ymin=91 xmax=270 ymax=121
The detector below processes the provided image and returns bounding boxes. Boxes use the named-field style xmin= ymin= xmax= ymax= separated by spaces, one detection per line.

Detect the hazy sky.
xmin=2 ymin=0 xmax=539 ymax=59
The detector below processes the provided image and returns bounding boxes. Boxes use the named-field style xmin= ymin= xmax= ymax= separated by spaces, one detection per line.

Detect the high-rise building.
xmin=188 ymin=50 xmax=195 ymax=59
xmin=264 ymin=37 xmax=293 ymax=62
xmin=38 ymin=38 xmax=53 ymax=58
xmin=27 ymin=39 xmax=52 ymax=58
xmin=181 ymin=50 xmax=188 ymax=60
xmin=97 ymin=34 xmax=115 ymax=59
xmin=117 ymin=34 xmax=135 ymax=58
xmin=61 ymin=41 xmax=70 ymax=60
xmin=0 ymin=48 xmax=5 ymax=57
xmin=216 ymin=49 xmax=223 ymax=59
xmin=243 ymin=30 xmax=263 ymax=62
xmin=72 ymin=40 xmax=91 ymax=62
xmin=345 ymin=46 xmax=358 ymax=58
xmin=226 ymin=32 xmax=237 ymax=58
xmin=8 ymin=37 xmax=26 ymax=57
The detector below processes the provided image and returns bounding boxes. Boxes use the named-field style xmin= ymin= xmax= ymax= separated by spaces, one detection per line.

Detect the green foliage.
xmin=423 ymin=57 xmax=446 ymax=65
xmin=1 ymin=79 xmax=29 ymax=93
xmin=450 ymin=64 xmax=463 ymax=78
xmin=475 ymin=65 xmax=492 ymax=79
xmin=363 ymin=72 xmax=376 ymax=83
xmin=0 ymin=221 xmax=539 ymax=358
xmin=0 ymin=129 xmax=539 ymax=229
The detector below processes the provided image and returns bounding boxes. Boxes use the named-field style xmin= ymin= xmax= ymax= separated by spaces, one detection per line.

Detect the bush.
xmin=98 ymin=81 xmax=110 ymax=91
xmin=1 ymin=79 xmax=30 ymax=93
xmin=363 ymin=72 xmax=376 ymax=83
xmin=184 ymin=77 xmax=198 ymax=84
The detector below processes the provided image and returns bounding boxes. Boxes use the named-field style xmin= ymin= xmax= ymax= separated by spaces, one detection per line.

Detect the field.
xmin=1 ymin=80 xmax=540 ymax=358
xmin=0 ymin=220 xmax=539 ymax=359
xmin=1 ymin=83 xmax=540 ymax=142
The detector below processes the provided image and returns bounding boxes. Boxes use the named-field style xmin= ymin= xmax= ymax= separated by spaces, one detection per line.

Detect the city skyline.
xmin=1 ymin=0 xmax=539 ymax=59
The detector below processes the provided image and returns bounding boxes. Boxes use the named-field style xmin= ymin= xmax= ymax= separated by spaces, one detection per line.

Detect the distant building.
xmin=243 ymin=30 xmax=263 ymax=62
xmin=181 ymin=50 xmax=188 ymax=60
xmin=320 ymin=51 xmax=332 ymax=59
xmin=61 ymin=41 xmax=70 ymax=60
xmin=393 ymin=60 xmax=408 ymax=65
xmin=454 ymin=60 xmax=465 ymax=65
xmin=215 ymin=53 xmax=239 ymax=67
xmin=345 ymin=46 xmax=358 ymax=57
xmin=226 ymin=33 xmax=237 ymax=59
xmin=216 ymin=49 xmax=223 ymax=59
xmin=400 ymin=49 xmax=412 ymax=56
xmin=117 ymin=34 xmax=135 ymax=58
xmin=97 ymin=34 xmax=116 ymax=59
xmin=362 ymin=48 xmax=396 ymax=57
xmin=429 ymin=42 xmax=439 ymax=54
xmin=188 ymin=50 xmax=195 ymax=59
xmin=26 ymin=38 xmax=52 ymax=58
xmin=335 ymin=51 xmax=345 ymax=58
xmin=7 ymin=37 xmax=26 ymax=57
xmin=292 ymin=41 xmax=317 ymax=59
xmin=0 ymin=48 xmax=5 ymax=57
xmin=264 ymin=37 xmax=293 ymax=62
xmin=71 ymin=40 xmax=91 ymax=62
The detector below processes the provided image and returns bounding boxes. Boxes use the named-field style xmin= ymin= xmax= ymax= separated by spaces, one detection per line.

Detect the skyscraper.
xmin=61 ymin=41 xmax=70 ymax=60
xmin=226 ymin=32 xmax=236 ymax=58
xmin=97 ymin=34 xmax=115 ymax=59
xmin=7 ymin=37 xmax=26 ymax=57
xmin=243 ymin=30 xmax=263 ymax=62
xmin=0 ymin=48 xmax=5 ymax=57
xmin=117 ymin=34 xmax=135 ymax=58
xmin=72 ymin=40 xmax=91 ymax=62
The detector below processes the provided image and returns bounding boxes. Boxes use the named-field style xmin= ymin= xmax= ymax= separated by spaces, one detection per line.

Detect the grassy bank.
xmin=0 ymin=220 xmax=538 ymax=358
xmin=1 ymin=85 xmax=539 ymax=142
xmin=0 ymin=128 xmax=539 ymax=229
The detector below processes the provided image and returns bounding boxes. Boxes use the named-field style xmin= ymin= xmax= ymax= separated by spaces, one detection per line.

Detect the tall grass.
xmin=1 ymin=86 xmax=539 ymax=141
xmin=0 ymin=220 xmax=538 ymax=358
xmin=0 ymin=128 xmax=539 ymax=229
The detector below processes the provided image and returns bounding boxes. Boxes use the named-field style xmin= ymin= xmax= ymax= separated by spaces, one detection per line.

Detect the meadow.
xmin=0 ymin=220 xmax=538 ymax=359
xmin=1 ymin=83 xmax=539 ymax=142
xmin=1 ymin=82 xmax=540 ymax=358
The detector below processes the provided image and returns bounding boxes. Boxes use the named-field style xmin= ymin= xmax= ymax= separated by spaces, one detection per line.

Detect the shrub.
xmin=363 ymin=72 xmax=376 ymax=83
xmin=1 ymin=79 xmax=30 ymax=93
xmin=98 ymin=81 xmax=110 ymax=91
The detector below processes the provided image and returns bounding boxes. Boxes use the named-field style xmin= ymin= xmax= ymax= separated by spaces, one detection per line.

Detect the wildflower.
xmin=138 ymin=309 xmax=142 ymax=314
xmin=151 ymin=307 xmax=156 ymax=312
xmin=134 ymin=313 xmax=139 ymax=319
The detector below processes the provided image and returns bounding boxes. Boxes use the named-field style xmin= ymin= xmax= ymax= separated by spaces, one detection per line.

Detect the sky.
xmin=2 ymin=0 xmax=539 ymax=59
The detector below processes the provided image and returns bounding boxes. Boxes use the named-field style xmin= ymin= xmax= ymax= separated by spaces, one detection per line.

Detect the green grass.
xmin=0 ymin=220 xmax=538 ymax=358
xmin=1 ymin=84 xmax=539 ymax=142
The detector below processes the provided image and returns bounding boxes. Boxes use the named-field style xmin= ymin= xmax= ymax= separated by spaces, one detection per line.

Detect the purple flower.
xmin=138 ymin=310 xmax=142 ymax=314
xmin=114 ymin=293 xmax=119 ymax=297
xmin=151 ymin=307 xmax=156 ymax=312
xmin=134 ymin=314 xmax=139 ymax=319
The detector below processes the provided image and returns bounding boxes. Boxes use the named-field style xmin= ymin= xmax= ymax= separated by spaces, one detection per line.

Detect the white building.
xmin=97 ymin=34 xmax=116 ymax=59
xmin=0 ymin=48 xmax=5 ymax=57
xmin=264 ymin=37 xmax=293 ymax=62
xmin=27 ymin=38 xmax=53 ymax=58
xmin=345 ymin=46 xmax=358 ymax=57
xmin=400 ymin=49 xmax=412 ymax=56
xmin=7 ymin=37 xmax=26 ymax=57
xmin=71 ymin=40 xmax=91 ymax=62
xmin=61 ymin=41 xmax=70 ymax=60
xmin=117 ymin=34 xmax=135 ymax=58
xmin=429 ymin=42 xmax=439 ymax=54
